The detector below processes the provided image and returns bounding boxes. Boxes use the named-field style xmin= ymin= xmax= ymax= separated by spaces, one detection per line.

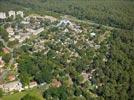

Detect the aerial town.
xmin=0 ymin=0 xmax=133 ymax=99
xmin=0 ymin=10 xmax=111 ymax=93
xmin=0 ymin=9 xmax=130 ymax=100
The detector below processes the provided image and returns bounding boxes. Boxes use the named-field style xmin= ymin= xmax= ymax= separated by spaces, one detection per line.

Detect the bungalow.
xmin=57 ymin=19 xmax=72 ymax=27
xmin=15 ymin=35 xmax=20 ymax=39
xmin=90 ymin=32 xmax=96 ymax=37
xmin=29 ymin=81 xmax=37 ymax=88
xmin=63 ymin=28 xmax=69 ymax=33
xmin=6 ymin=27 xmax=14 ymax=36
xmin=13 ymin=63 xmax=18 ymax=69
xmin=8 ymin=74 xmax=16 ymax=81
xmin=9 ymin=37 xmax=15 ymax=41
xmin=16 ymin=11 xmax=24 ymax=18
xmin=18 ymin=35 xmax=30 ymax=43
xmin=44 ymin=15 xmax=57 ymax=22
xmin=51 ymin=79 xmax=61 ymax=88
xmin=95 ymin=45 xmax=100 ymax=50
xmin=81 ymin=72 xmax=89 ymax=83
xmin=32 ymin=27 xmax=44 ymax=35
xmin=2 ymin=48 xmax=10 ymax=54
xmin=21 ymin=21 xmax=30 ymax=25
xmin=36 ymin=27 xmax=44 ymax=34
xmin=0 ymin=57 xmax=4 ymax=68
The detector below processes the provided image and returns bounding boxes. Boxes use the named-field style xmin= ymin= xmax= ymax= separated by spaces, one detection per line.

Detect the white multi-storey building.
xmin=8 ymin=10 xmax=16 ymax=19
xmin=0 ymin=12 xmax=6 ymax=19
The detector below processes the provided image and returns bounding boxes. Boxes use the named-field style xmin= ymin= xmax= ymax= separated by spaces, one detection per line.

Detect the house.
xmin=21 ymin=21 xmax=30 ymax=24
xmin=0 ymin=57 xmax=5 ymax=68
xmin=70 ymin=24 xmax=82 ymax=33
xmin=8 ymin=74 xmax=16 ymax=81
xmin=29 ymin=81 xmax=37 ymax=88
xmin=0 ymin=68 xmax=4 ymax=73
xmin=2 ymin=48 xmax=10 ymax=54
xmin=15 ymin=35 xmax=20 ymax=39
xmin=51 ymin=79 xmax=61 ymax=88
xmin=0 ymin=12 xmax=6 ymax=19
xmin=26 ymin=27 xmax=44 ymax=35
xmin=9 ymin=37 xmax=15 ymax=41
xmin=33 ymin=27 xmax=44 ymax=35
xmin=6 ymin=27 xmax=14 ymax=36
xmin=13 ymin=63 xmax=18 ymax=69
xmin=90 ymin=32 xmax=96 ymax=37
xmin=95 ymin=45 xmax=100 ymax=50
xmin=40 ymin=82 xmax=46 ymax=86
xmin=18 ymin=35 xmax=30 ymax=43
xmin=103 ymin=57 xmax=107 ymax=62
xmin=81 ymin=72 xmax=89 ymax=83
xmin=63 ymin=28 xmax=69 ymax=33
xmin=44 ymin=15 xmax=57 ymax=22
xmin=57 ymin=19 xmax=72 ymax=27
xmin=8 ymin=11 xmax=16 ymax=19
xmin=16 ymin=11 xmax=24 ymax=18
xmin=0 ymin=81 xmax=23 ymax=92
xmin=26 ymin=28 xmax=35 ymax=33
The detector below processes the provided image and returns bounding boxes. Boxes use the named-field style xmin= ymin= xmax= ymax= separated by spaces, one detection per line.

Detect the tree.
xmin=0 ymin=41 xmax=4 ymax=50
xmin=0 ymin=26 xmax=9 ymax=41
xmin=19 ymin=72 xmax=30 ymax=86
xmin=8 ymin=40 xmax=19 ymax=48
xmin=43 ymin=86 xmax=68 ymax=100
xmin=21 ymin=94 xmax=41 ymax=100
xmin=74 ymin=86 xmax=82 ymax=96
xmin=0 ymin=89 xmax=3 ymax=97
xmin=2 ymin=53 xmax=11 ymax=63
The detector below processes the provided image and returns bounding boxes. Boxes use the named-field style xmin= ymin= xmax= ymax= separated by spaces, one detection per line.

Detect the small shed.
xmin=90 ymin=32 xmax=96 ymax=37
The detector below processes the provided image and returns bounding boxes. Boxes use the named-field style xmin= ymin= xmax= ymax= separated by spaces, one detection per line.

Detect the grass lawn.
xmin=1 ymin=88 xmax=44 ymax=100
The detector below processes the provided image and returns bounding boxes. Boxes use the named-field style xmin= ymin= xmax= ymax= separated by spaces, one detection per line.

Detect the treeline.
xmin=0 ymin=0 xmax=134 ymax=30
xmin=0 ymin=26 xmax=9 ymax=41
xmin=93 ymin=30 xmax=134 ymax=100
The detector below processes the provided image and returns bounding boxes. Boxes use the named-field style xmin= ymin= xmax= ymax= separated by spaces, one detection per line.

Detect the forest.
xmin=93 ymin=30 xmax=134 ymax=100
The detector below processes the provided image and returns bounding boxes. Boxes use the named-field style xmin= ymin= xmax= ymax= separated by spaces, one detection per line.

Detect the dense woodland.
xmin=94 ymin=30 xmax=134 ymax=100
xmin=0 ymin=0 xmax=134 ymax=31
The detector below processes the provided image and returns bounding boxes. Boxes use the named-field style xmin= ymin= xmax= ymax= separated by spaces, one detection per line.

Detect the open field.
xmin=1 ymin=88 xmax=44 ymax=100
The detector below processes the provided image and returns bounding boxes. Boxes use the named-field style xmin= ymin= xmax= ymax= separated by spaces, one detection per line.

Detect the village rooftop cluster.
xmin=0 ymin=11 xmax=58 ymax=93
xmin=0 ymin=10 xmax=111 ymax=95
